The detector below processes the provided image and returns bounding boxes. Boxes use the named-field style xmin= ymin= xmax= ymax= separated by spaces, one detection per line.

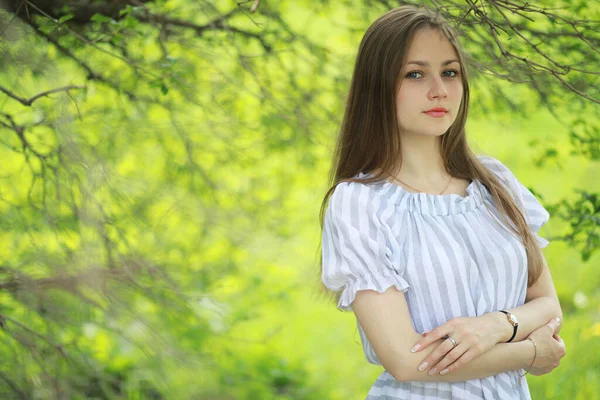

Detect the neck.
xmin=396 ymin=134 xmax=448 ymax=186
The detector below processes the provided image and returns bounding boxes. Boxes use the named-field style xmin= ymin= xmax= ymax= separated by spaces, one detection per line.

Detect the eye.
xmin=405 ymin=69 xmax=460 ymax=79
xmin=405 ymin=71 xmax=423 ymax=79
xmin=443 ymin=69 xmax=460 ymax=77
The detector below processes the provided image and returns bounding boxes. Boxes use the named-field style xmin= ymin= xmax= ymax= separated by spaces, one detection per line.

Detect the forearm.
xmin=496 ymin=296 xmax=563 ymax=342
xmin=396 ymin=337 xmax=533 ymax=382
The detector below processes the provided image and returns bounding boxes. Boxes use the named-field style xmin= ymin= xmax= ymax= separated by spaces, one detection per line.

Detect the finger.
xmin=411 ymin=327 xmax=451 ymax=353
xmin=439 ymin=347 xmax=478 ymax=375
xmin=553 ymin=333 xmax=563 ymax=342
xmin=418 ymin=339 xmax=454 ymax=373
xmin=428 ymin=342 xmax=468 ymax=375
xmin=553 ymin=334 xmax=566 ymax=349
xmin=546 ymin=317 xmax=560 ymax=333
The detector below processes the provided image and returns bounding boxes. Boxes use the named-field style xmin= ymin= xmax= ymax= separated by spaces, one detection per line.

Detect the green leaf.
xmin=91 ymin=13 xmax=113 ymax=23
xmin=160 ymin=83 xmax=169 ymax=95
xmin=58 ymin=14 xmax=74 ymax=24
xmin=119 ymin=5 xmax=134 ymax=16
xmin=38 ymin=24 xmax=56 ymax=35
xmin=122 ymin=15 xmax=139 ymax=29
xmin=111 ymin=33 xmax=123 ymax=46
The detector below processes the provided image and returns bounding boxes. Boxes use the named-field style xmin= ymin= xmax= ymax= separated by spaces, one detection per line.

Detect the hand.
xmin=526 ymin=317 xmax=566 ymax=376
xmin=411 ymin=313 xmax=506 ymax=376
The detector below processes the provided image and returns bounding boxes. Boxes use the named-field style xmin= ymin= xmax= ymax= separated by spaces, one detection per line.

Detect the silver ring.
xmin=445 ymin=334 xmax=458 ymax=348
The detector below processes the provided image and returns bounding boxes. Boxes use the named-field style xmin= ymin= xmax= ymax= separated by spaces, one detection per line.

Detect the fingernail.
xmin=411 ymin=344 xmax=421 ymax=353
xmin=428 ymin=367 xmax=438 ymax=375
xmin=418 ymin=361 xmax=428 ymax=371
xmin=554 ymin=317 xmax=560 ymax=323
xmin=440 ymin=369 xmax=449 ymax=375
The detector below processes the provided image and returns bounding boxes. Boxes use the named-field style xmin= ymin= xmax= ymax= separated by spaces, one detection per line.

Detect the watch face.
xmin=509 ymin=314 xmax=517 ymax=324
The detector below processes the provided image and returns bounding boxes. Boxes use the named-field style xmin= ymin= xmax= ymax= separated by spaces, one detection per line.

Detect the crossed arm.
xmin=352 ymin=254 xmax=562 ymax=382
xmin=495 ymin=253 xmax=563 ymax=342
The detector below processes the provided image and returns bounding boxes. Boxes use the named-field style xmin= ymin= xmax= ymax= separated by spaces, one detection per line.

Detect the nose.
xmin=428 ymin=76 xmax=448 ymax=100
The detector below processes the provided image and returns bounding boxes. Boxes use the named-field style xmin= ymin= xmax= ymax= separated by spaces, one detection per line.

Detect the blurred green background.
xmin=0 ymin=0 xmax=598 ymax=399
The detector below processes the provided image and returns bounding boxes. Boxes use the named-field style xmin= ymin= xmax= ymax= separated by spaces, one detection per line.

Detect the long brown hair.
xmin=316 ymin=5 xmax=545 ymax=305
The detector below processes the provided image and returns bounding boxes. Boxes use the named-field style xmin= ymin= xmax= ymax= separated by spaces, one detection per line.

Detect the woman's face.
xmin=396 ymin=28 xmax=464 ymax=138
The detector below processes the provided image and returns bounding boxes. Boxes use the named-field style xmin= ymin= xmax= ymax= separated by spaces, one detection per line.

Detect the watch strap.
xmin=499 ymin=310 xmax=518 ymax=343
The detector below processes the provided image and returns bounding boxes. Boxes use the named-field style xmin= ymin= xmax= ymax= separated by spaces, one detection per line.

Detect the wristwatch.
xmin=498 ymin=310 xmax=519 ymax=343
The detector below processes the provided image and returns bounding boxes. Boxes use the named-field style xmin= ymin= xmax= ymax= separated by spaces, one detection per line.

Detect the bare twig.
xmin=0 ymin=84 xmax=85 ymax=106
xmin=0 ymin=313 xmax=68 ymax=358
xmin=459 ymin=0 xmax=600 ymax=104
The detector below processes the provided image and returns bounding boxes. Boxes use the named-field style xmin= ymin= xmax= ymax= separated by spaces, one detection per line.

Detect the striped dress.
xmin=321 ymin=155 xmax=550 ymax=399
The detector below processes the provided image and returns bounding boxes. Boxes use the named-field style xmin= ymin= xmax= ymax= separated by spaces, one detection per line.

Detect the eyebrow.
xmin=406 ymin=60 xmax=460 ymax=67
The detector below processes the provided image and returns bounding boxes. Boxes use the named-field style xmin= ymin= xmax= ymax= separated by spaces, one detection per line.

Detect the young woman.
xmin=319 ymin=5 xmax=566 ymax=399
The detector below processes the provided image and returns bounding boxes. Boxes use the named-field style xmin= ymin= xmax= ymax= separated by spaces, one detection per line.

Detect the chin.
xmin=398 ymin=119 xmax=454 ymax=138
xmin=420 ymin=128 xmax=450 ymax=137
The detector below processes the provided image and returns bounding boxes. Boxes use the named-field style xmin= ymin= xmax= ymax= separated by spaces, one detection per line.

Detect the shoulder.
xmin=327 ymin=178 xmax=394 ymax=229
xmin=476 ymin=154 xmax=519 ymax=188
xmin=476 ymin=155 xmax=542 ymax=211
xmin=477 ymin=154 xmax=513 ymax=176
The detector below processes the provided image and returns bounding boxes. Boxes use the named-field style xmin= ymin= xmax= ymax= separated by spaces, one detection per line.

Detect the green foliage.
xmin=547 ymin=190 xmax=600 ymax=261
xmin=0 ymin=0 xmax=598 ymax=399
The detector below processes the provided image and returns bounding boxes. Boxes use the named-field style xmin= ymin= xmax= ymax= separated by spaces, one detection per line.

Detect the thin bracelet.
xmin=518 ymin=337 xmax=537 ymax=377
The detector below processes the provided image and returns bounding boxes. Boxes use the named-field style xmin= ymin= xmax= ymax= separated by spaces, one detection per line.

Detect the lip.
xmin=424 ymin=107 xmax=448 ymax=118
xmin=424 ymin=107 xmax=448 ymax=113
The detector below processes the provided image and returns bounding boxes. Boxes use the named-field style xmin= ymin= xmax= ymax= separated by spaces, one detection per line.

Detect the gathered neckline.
xmin=356 ymin=172 xmax=489 ymax=216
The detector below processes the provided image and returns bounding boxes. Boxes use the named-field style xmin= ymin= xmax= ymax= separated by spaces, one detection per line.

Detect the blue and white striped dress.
xmin=321 ymin=155 xmax=550 ymax=399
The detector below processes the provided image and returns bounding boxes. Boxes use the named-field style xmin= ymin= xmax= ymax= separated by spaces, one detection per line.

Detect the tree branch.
xmin=0 ymin=84 xmax=85 ymax=106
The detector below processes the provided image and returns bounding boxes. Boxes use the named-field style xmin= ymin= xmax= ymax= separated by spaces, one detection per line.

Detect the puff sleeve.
xmin=479 ymin=155 xmax=551 ymax=248
xmin=321 ymin=181 xmax=409 ymax=312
